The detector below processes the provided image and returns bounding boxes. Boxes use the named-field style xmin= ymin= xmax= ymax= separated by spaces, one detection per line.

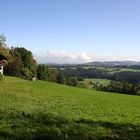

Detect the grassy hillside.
xmin=0 ymin=76 xmax=140 ymax=139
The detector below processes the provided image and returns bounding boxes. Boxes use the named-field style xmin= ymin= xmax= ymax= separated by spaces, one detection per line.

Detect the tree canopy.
xmin=0 ymin=34 xmax=37 ymax=79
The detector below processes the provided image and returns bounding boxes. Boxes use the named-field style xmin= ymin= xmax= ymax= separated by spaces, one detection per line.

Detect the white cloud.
xmin=34 ymin=49 xmax=140 ymax=64
xmin=35 ymin=49 xmax=93 ymax=64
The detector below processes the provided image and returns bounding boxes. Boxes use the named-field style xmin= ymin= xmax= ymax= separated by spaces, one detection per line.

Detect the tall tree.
xmin=0 ymin=34 xmax=6 ymax=47
xmin=0 ymin=34 xmax=10 ymax=59
xmin=37 ymin=64 xmax=48 ymax=80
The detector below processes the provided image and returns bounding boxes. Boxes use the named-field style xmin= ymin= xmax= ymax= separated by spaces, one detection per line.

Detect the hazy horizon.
xmin=1 ymin=0 xmax=140 ymax=63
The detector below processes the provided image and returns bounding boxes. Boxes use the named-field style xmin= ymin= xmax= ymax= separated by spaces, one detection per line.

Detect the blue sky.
xmin=0 ymin=0 xmax=140 ymax=63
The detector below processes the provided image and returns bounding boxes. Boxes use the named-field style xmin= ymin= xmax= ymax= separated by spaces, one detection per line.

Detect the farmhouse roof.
xmin=0 ymin=54 xmax=7 ymax=61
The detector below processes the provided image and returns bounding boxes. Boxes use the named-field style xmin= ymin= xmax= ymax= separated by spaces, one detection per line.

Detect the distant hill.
xmin=42 ymin=61 xmax=140 ymax=66
xmin=85 ymin=61 xmax=140 ymax=66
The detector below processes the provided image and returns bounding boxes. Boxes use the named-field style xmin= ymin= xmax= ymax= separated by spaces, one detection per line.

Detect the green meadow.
xmin=0 ymin=76 xmax=140 ymax=139
xmin=82 ymin=66 xmax=140 ymax=73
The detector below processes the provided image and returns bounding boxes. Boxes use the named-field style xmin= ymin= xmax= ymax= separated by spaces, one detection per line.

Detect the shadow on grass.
xmin=0 ymin=112 xmax=140 ymax=140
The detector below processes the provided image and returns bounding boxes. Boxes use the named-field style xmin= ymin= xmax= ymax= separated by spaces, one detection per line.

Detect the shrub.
xmin=136 ymin=90 xmax=140 ymax=96
xmin=76 ymin=82 xmax=88 ymax=89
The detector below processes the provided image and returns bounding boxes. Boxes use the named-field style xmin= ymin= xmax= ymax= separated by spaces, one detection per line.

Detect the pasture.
xmin=0 ymin=76 xmax=140 ymax=139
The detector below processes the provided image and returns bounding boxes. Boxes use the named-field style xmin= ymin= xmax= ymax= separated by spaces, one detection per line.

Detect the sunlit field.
xmin=0 ymin=76 xmax=140 ymax=139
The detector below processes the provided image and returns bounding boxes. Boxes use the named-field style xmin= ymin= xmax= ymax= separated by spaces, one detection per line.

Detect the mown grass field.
xmin=0 ymin=76 xmax=140 ymax=139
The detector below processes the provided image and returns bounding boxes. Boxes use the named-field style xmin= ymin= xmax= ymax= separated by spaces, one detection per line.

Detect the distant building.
xmin=0 ymin=54 xmax=7 ymax=75
xmin=0 ymin=65 xmax=3 ymax=75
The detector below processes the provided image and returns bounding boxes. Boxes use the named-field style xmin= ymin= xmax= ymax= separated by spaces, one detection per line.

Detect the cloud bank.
xmin=35 ymin=49 xmax=93 ymax=64
xmin=35 ymin=49 xmax=140 ymax=64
